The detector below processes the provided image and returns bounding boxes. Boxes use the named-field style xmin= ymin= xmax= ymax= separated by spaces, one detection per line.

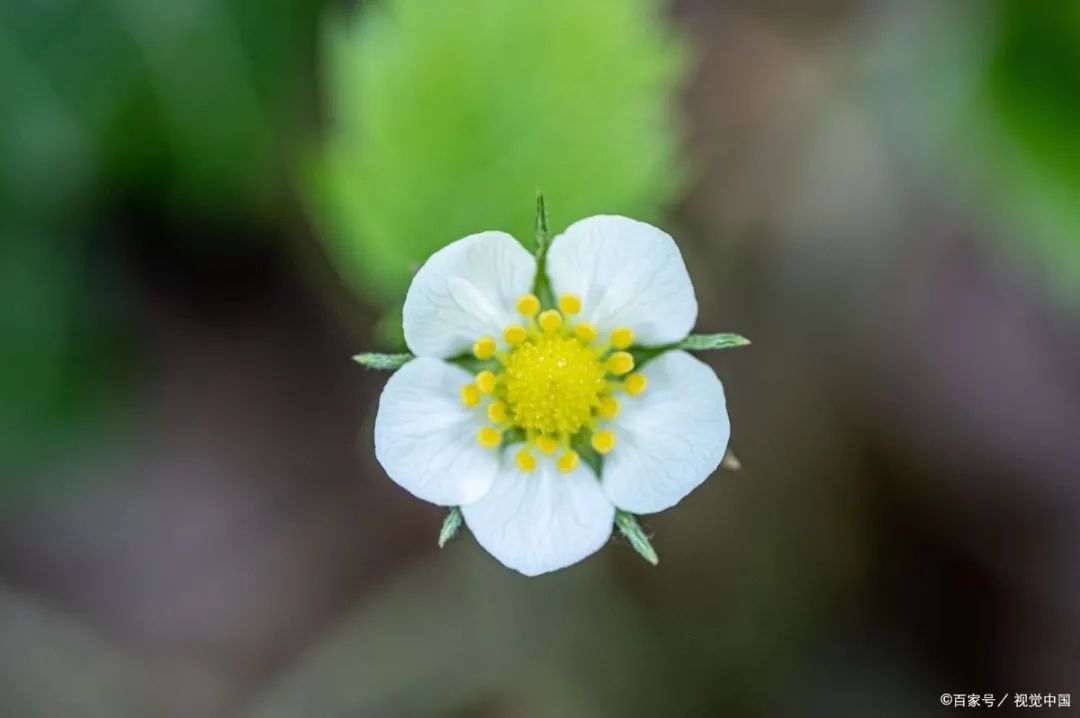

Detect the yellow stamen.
xmin=460 ymin=384 xmax=481 ymax=407
xmin=624 ymin=372 xmax=647 ymax=396
xmin=591 ymin=430 xmax=616 ymax=454
xmin=606 ymin=351 xmax=635 ymax=376
xmin=487 ymin=400 xmax=508 ymax=423
xmin=476 ymin=370 xmax=496 ymax=394
xmin=574 ymin=322 xmax=597 ymax=343
xmin=596 ymin=396 xmax=620 ymax=419
xmin=473 ymin=336 xmax=497 ymax=360
xmin=464 ymin=293 xmax=640 ymax=457
xmin=610 ymin=327 xmax=634 ymax=350
xmin=591 ymin=427 xmax=617 ymax=451
xmin=516 ymin=294 xmax=541 ymax=316
xmin=558 ymin=294 xmax=582 ymax=315
xmin=477 ymin=427 xmax=502 ymax=448
xmin=535 ymin=434 xmax=560 ymax=455
xmin=516 ymin=448 xmax=537 ymax=473
xmin=504 ymin=324 xmax=528 ymax=345
xmin=538 ymin=309 xmax=563 ymax=333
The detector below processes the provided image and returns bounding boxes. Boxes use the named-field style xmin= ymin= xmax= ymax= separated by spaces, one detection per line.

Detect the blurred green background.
xmin=1 ymin=0 xmax=1078 ymax=716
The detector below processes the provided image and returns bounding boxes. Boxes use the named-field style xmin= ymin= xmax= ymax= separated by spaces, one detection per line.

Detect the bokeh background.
xmin=2 ymin=0 xmax=1079 ymax=715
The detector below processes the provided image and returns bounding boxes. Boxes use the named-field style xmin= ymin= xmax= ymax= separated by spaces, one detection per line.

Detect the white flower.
xmin=374 ymin=216 xmax=731 ymax=576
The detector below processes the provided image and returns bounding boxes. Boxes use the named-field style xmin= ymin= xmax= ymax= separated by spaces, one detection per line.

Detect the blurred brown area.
xmin=2 ymin=0 xmax=1079 ymax=716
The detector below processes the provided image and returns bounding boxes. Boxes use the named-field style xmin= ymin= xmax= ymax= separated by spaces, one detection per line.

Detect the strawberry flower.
xmin=364 ymin=206 xmax=746 ymax=576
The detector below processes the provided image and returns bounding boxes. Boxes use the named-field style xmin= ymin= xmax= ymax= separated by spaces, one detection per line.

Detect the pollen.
xmin=504 ymin=324 xmax=528 ymax=345
xmin=515 ymin=447 xmax=537 ymax=473
xmin=558 ymin=294 xmax=582 ymax=315
xmin=591 ymin=430 xmax=616 ymax=454
xmin=624 ymin=372 xmax=647 ymax=396
xmin=460 ymin=383 xmax=481 ymax=407
xmin=610 ymin=327 xmax=634 ymax=350
xmin=476 ymin=370 xmax=497 ymax=394
xmin=557 ymin=450 xmax=580 ymax=473
xmin=606 ymin=351 xmax=635 ymax=376
xmin=538 ymin=309 xmax=563 ymax=333
xmin=574 ymin=323 xmax=597 ymax=343
xmin=504 ymin=334 xmax=605 ymax=436
xmin=477 ymin=426 xmax=503 ymax=448
xmin=473 ymin=336 xmax=497 ymax=360
xmin=516 ymin=294 xmax=541 ymax=316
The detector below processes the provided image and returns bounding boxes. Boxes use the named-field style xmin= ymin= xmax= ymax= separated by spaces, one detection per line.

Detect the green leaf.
xmin=352 ymin=352 xmax=413 ymax=370
xmin=678 ymin=333 xmax=751 ymax=351
xmin=438 ymin=507 xmax=463 ymax=548
xmin=310 ymin=0 xmax=689 ymax=304
xmin=615 ymin=511 xmax=659 ymax=566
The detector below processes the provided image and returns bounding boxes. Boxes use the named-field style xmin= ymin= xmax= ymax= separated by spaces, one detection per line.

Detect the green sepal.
xmin=532 ymin=191 xmax=555 ymax=308
xmin=570 ymin=433 xmax=603 ymax=477
xmin=352 ymin=352 xmax=414 ymax=370
xmin=500 ymin=426 xmax=526 ymax=448
xmin=448 ymin=354 xmax=500 ymax=374
xmin=534 ymin=190 xmax=550 ymax=257
xmin=629 ymin=332 xmax=750 ymax=370
xmin=678 ymin=333 xmax=751 ymax=351
xmin=438 ymin=507 xmax=463 ymax=548
xmin=615 ymin=510 xmax=659 ymax=566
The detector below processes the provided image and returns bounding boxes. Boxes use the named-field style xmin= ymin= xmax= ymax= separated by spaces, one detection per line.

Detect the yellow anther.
xmin=535 ymin=434 xmax=560 ymax=455
xmin=538 ymin=309 xmax=563 ymax=333
xmin=574 ymin=322 xmax=598 ymax=343
xmin=487 ymin=400 xmax=508 ymax=423
xmin=477 ymin=427 xmax=503 ymax=448
xmin=624 ymin=372 xmax=647 ymax=396
xmin=460 ymin=384 xmax=481 ymax=407
xmin=557 ymin=450 xmax=580 ymax=473
xmin=558 ymin=294 xmax=582 ymax=315
xmin=596 ymin=396 xmax=620 ymax=419
xmin=473 ymin=336 xmax=497 ymax=360
xmin=591 ymin=430 xmax=616 ymax=454
xmin=606 ymin=351 xmax=635 ymax=376
xmin=516 ymin=448 xmax=537 ymax=473
xmin=516 ymin=293 xmax=541 ymax=316
xmin=504 ymin=324 xmax=528 ymax=345
xmin=610 ymin=327 xmax=634 ymax=350
xmin=476 ymin=370 xmax=497 ymax=394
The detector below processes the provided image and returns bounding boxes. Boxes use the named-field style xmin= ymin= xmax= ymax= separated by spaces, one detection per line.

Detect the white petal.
xmin=601 ymin=351 xmax=729 ymax=514
xmin=462 ymin=449 xmax=615 ymax=577
xmin=403 ymin=232 xmax=536 ymax=358
xmin=374 ymin=357 xmax=498 ymax=506
xmin=546 ymin=216 xmax=697 ymax=345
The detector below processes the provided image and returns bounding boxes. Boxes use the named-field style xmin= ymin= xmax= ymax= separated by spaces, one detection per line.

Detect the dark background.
xmin=2 ymin=0 xmax=1078 ymax=716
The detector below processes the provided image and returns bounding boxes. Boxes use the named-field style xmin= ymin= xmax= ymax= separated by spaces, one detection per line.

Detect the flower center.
xmin=504 ymin=334 xmax=605 ymax=436
xmin=460 ymin=293 xmax=649 ymax=473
